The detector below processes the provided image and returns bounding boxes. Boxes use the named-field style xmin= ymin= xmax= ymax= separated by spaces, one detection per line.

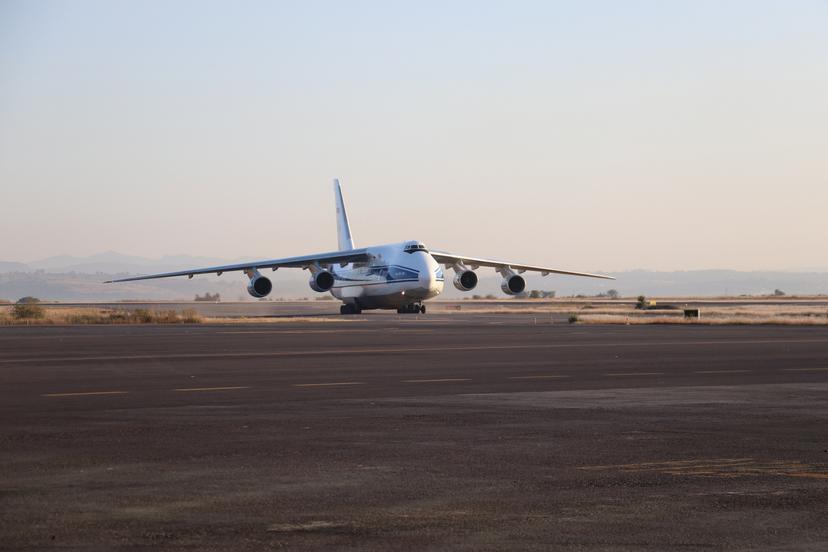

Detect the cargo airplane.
xmin=107 ymin=180 xmax=614 ymax=314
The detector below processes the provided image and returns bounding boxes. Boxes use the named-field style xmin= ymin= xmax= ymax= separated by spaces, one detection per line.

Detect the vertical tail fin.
xmin=333 ymin=178 xmax=355 ymax=250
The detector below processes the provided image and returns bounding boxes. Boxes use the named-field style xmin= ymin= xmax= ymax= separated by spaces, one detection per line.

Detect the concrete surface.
xmin=1 ymin=315 xmax=827 ymax=550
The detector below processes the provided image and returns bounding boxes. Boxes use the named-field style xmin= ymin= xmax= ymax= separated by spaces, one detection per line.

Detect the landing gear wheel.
xmin=419 ymin=304 xmax=426 ymax=314
xmin=340 ymin=304 xmax=361 ymax=315
xmin=398 ymin=304 xmax=424 ymax=314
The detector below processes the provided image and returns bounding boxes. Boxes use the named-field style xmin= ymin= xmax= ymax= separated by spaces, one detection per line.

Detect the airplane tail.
xmin=333 ymin=179 xmax=355 ymax=250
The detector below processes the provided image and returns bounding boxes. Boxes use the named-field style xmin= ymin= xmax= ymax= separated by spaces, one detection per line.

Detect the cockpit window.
xmin=403 ymin=241 xmax=429 ymax=254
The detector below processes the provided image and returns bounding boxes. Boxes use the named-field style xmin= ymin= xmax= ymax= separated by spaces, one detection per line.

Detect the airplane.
xmin=107 ymin=180 xmax=614 ymax=314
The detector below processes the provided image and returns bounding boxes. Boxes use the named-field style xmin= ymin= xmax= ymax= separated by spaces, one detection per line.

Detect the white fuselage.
xmin=329 ymin=241 xmax=444 ymax=309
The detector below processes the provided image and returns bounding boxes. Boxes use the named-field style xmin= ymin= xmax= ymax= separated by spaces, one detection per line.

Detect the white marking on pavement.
xmin=508 ymin=375 xmax=571 ymax=380
xmin=402 ymin=378 xmax=470 ymax=383
xmin=7 ymin=338 xmax=828 ymax=365
xmin=783 ymin=367 xmax=828 ymax=372
xmin=605 ymin=372 xmax=664 ymax=377
xmin=292 ymin=382 xmax=364 ymax=387
xmin=43 ymin=391 xmax=128 ymax=397
xmin=174 ymin=386 xmax=250 ymax=392
xmin=694 ymin=370 xmax=752 ymax=374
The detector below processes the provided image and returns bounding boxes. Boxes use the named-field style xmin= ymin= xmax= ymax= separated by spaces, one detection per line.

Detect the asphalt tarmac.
xmin=1 ymin=315 xmax=827 ymax=551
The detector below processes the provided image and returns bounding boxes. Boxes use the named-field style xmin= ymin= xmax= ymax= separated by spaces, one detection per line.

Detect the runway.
xmin=2 ymin=316 xmax=828 ymax=550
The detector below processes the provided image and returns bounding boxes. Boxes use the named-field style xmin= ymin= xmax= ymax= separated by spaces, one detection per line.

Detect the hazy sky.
xmin=1 ymin=1 xmax=826 ymax=271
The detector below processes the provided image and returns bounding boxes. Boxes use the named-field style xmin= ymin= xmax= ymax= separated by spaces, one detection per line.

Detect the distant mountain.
xmin=0 ymin=261 xmax=30 ymax=272
xmin=20 ymin=251 xmax=255 ymax=275
xmin=1 ymin=252 xmax=826 ymax=301
xmin=458 ymin=270 xmax=828 ymax=298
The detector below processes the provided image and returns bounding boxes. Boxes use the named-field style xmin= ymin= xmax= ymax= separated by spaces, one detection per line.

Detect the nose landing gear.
xmin=397 ymin=303 xmax=425 ymax=314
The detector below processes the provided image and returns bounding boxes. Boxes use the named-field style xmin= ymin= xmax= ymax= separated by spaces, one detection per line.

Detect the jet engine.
xmin=309 ymin=270 xmax=335 ymax=292
xmin=500 ymin=274 xmax=526 ymax=295
xmin=453 ymin=270 xmax=478 ymax=292
xmin=246 ymin=270 xmax=273 ymax=298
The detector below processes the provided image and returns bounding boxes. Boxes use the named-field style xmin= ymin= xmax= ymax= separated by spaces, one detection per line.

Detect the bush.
xmin=66 ymin=308 xmax=202 ymax=324
xmin=195 ymin=292 xmax=221 ymax=302
xmin=568 ymin=314 xmax=579 ymax=324
xmin=636 ymin=295 xmax=647 ymax=310
xmin=12 ymin=303 xmax=45 ymax=319
xmin=16 ymin=296 xmax=41 ymax=304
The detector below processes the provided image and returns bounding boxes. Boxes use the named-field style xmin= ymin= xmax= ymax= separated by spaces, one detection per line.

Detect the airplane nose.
xmin=418 ymin=255 xmax=440 ymax=290
xmin=419 ymin=268 xmax=436 ymax=289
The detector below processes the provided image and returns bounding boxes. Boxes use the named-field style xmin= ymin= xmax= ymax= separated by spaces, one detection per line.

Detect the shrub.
xmin=12 ymin=303 xmax=45 ymax=319
xmin=16 ymin=296 xmax=41 ymax=304
xmin=180 ymin=309 xmax=201 ymax=323
xmin=636 ymin=295 xmax=647 ymax=310
xmin=64 ymin=309 xmax=202 ymax=324
xmin=568 ymin=314 xmax=579 ymax=324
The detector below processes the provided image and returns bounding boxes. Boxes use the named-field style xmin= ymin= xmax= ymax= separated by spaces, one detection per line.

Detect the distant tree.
xmin=485 ymin=294 xmax=497 ymax=300
xmin=774 ymin=289 xmax=786 ymax=296
xmin=529 ymin=290 xmax=543 ymax=299
xmin=636 ymin=295 xmax=647 ymax=310
xmin=606 ymin=289 xmax=620 ymax=299
xmin=194 ymin=292 xmax=221 ymax=302
xmin=16 ymin=296 xmax=40 ymax=304
xmin=12 ymin=303 xmax=45 ymax=319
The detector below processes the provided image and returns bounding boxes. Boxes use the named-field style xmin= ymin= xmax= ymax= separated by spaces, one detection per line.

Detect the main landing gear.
xmin=340 ymin=304 xmax=362 ymax=315
xmin=397 ymin=304 xmax=425 ymax=314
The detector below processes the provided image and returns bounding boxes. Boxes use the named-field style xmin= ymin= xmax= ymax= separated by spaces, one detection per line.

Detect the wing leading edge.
xmin=103 ymin=248 xmax=373 ymax=283
xmin=430 ymin=251 xmax=614 ymax=280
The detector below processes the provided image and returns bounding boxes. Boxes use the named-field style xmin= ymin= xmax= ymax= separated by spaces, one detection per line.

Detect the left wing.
xmin=430 ymin=251 xmax=614 ymax=280
xmin=104 ymin=248 xmax=372 ymax=283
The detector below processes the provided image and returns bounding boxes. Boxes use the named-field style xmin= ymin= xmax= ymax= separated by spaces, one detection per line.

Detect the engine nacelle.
xmin=309 ymin=270 xmax=335 ymax=292
xmin=501 ymin=274 xmax=526 ymax=296
xmin=453 ymin=270 xmax=478 ymax=292
xmin=247 ymin=273 xmax=273 ymax=298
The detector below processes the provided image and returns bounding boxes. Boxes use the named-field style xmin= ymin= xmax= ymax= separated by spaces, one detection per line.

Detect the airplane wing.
xmin=104 ymin=248 xmax=373 ymax=283
xmin=430 ymin=251 xmax=615 ymax=280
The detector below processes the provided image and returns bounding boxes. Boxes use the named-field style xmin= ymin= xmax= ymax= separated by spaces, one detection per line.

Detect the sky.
xmin=1 ymin=0 xmax=826 ymax=271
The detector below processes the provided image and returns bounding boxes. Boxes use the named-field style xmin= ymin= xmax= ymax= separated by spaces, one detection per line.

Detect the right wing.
xmin=104 ymin=248 xmax=373 ymax=283
xmin=430 ymin=250 xmax=614 ymax=280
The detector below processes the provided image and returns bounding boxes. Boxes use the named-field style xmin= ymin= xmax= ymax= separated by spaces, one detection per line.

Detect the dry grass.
xmin=439 ymin=301 xmax=828 ymax=325
xmin=0 ymin=307 xmax=202 ymax=325
xmin=201 ymin=316 xmax=358 ymax=324
xmin=576 ymin=314 xmax=828 ymax=326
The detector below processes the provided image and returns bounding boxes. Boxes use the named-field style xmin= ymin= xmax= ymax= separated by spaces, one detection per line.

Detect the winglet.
xmin=333 ymin=178 xmax=355 ymax=250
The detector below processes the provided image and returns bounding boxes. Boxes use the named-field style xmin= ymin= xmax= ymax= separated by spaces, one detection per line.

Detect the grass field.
xmin=0 ymin=306 xmax=202 ymax=325
xmin=2 ymin=300 xmax=827 ymax=325
xmin=443 ymin=301 xmax=828 ymax=325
